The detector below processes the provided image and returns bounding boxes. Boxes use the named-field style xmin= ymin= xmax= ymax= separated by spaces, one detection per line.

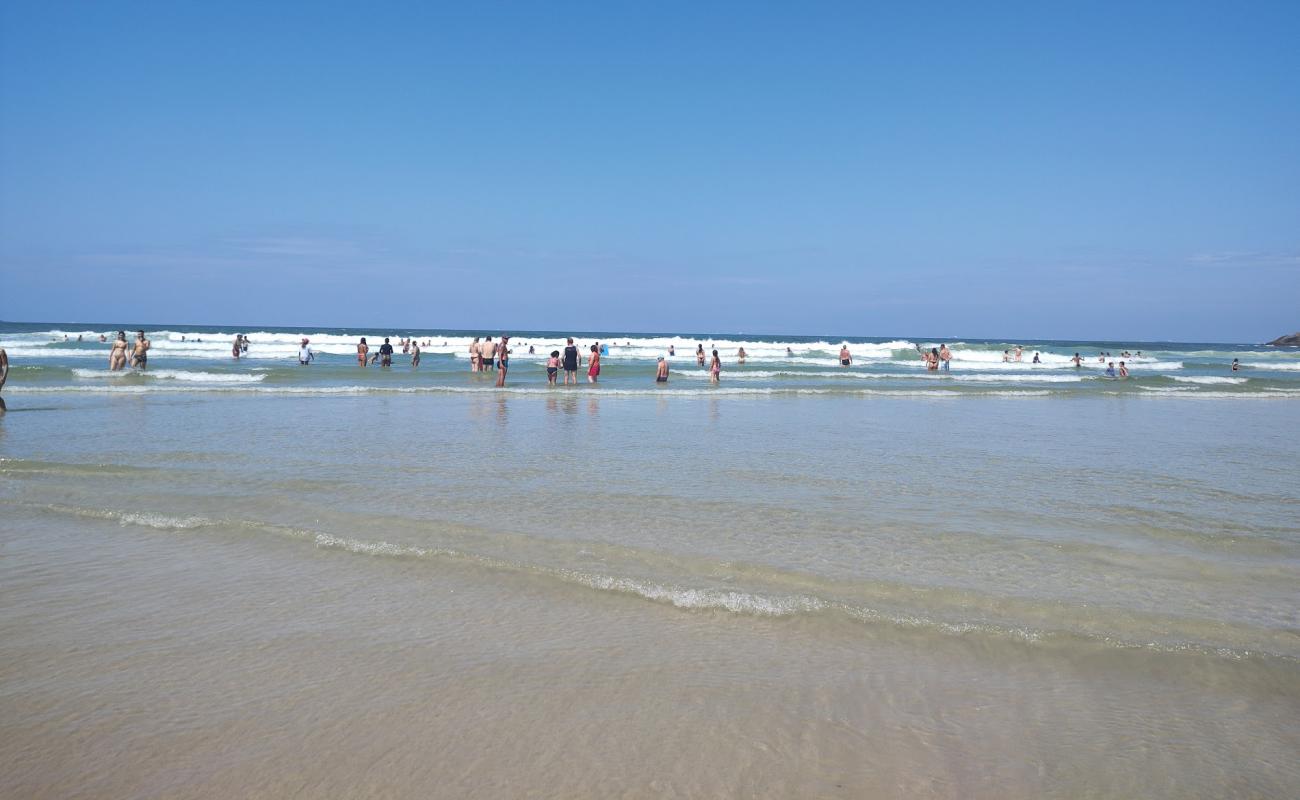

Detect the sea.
xmin=2 ymin=321 xmax=1298 ymax=798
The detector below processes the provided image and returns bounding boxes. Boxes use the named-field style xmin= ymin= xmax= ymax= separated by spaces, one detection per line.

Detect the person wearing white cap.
xmin=298 ymin=338 xmax=314 ymax=365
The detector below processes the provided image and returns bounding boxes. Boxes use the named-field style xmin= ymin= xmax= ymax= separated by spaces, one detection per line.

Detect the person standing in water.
xmin=357 ymin=337 xmax=369 ymax=366
xmin=696 ymin=344 xmax=706 ymax=366
xmin=109 ymin=331 xmax=129 ymax=370
xmin=587 ymin=344 xmax=601 ymax=383
xmin=131 ymin=331 xmax=151 ymax=369
xmin=469 ymin=337 xmax=481 ymax=371
xmin=495 ymin=336 xmax=510 ymax=387
xmin=1071 ymin=353 xmax=1082 ymax=368
xmin=737 ymin=347 xmax=747 ymax=364
xmin=1105 ymin=361 xmax=1116 ymax=378
xmin=298 ymin=338 xmax=314 ymax=365
xmin=709 ymin=349 xmax=721 ymax=383
xmin=0 ymin=346 xmax=8 ymax=395
xmin=379 ymin=337 xmax=394 ymax=367
xmin=840 ymin=344 xmax=852 ymax=367
xmin=563 ymin=338 xmax=579 ymax=384
xmin=232 ymin=335 xmax=242 ymax=360
xmin=410 ymin=339 xmax=420 ymax=368
xmin=1231 ymin=358 xmax=1240 ymax=372
xmin=1032 ymin=352 xmax=1041 ymax=364
xmin=939 ymin=343 xmax=952 ymax=371
xmin=668 ymin=344 xmax=676 ymax=357
xmin=928 ymin=348 xmax=940 ymax=371
xmin=547 ymin=351 xmax=560 ymax=385
xmin=1119 ymin=361 xmax=1129 ymax=378
xmin=655 ymin=356 xmax=669 ymax=383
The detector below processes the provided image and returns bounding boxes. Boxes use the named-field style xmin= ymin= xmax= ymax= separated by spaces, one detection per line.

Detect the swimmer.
xmin=0 ymin=346 xmax=8 ymax=394
xmin=410 ymin=339 xmax=420 ymax=368
xmin=358 ymin=337 xmax=369 ymax=366
xmin=1014 ymin=346 xmax=1023 ymax=362
xmin=495 ymin=336 xmax=510 ymax=387
xmin=709 ymin=349 xmax=721 ymax=383
xmin=233 ymin=335 xmax=242 ymax=359
xmin=588 ymin=345 xmax=601 ymax=383
xmin=928 ymin=347 xmax=940 ymax=371
xmin=547 ymin=351 xmax=560 ymax=385
xmin=1105 ymin=361 xmax=1116 ymax=378
xmin=668 ymin=344 xmax=675 ymax=356
xmin=131 ymin=331 xmax=150 ymax=370
xmin=469 ymin=337 xmax=480 ymax=371
xmin=696 ymin=343 xmax=706 ymax=366
xmin=109 ymin=331 xmax=129 ymax=370
xmin=563 ymin=338 xmax=579 ymax=384
xmin=737 ymin=347 xmax=747 ymax=364
xmin=1119 ymin=361 xmax=1129 ymax=378
xmin=840 ymin=344 xmax=852 ymax=367
xmin=298 ymin=338 xmax=314 ymax=365
xmin=1032 ymin=352 xmax=1040 ymax=364
xmin=786 ymin=347 xmax=794 ymax=357
xmin=656 ymin=356 xmax=669 ymax=383
xmin=1231 ymin=358 xmax=1239 ymax=372
xmin=939 ymin=343 xmax=951 ymax=371
xmin=1071 ymin=352 xmax=1082 ymax=368
xmin=1002 ymin=350 xmax=1010 ymax=363
xmin=379 ymin=337 xmax=394 ymax=367
xmin=99 ymin=334 xmax=107 ymax=343
xmin=482 ymin=337 xmax=496 ymax=371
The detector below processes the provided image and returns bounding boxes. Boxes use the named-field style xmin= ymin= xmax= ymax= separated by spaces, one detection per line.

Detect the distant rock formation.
xmin=1266 ymin=332 xmax=1300 ymax=346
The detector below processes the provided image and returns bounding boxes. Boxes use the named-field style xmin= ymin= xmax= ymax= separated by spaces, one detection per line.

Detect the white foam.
xmin=1244 ymin=362 xmax=1300 ymax=371
xmin=1170 ymin=376 xmax=1247 ymax=385
xmin=71 ymin=368 xmax=265 ymax=383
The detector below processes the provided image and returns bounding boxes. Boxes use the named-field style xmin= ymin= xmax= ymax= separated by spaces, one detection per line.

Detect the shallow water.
xmin=2 ymin=325 xmax=1299 ymax=797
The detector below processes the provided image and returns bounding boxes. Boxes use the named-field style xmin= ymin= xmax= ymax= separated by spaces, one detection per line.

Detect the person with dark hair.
xmin=696 ymin=343 xmax=706 ymax=366
xmin=587 ymin=344 xmax=601 ymax=383
xmin=929 ymin=348 xmax=940 ymax=372
xmin=131 ymin=330 xmax=151 ymax=369
xmin=655 ymin=356 xmax=669 ymax=383
xmin=410 ymin=339 xmax=420 ymax=368
xmin=495 ymin=336 xmax=510 ymax=387
xmin=357 ymin=337 xmax=369 ymax=367
xmin=709 ymin=349 xmax=721 ymax=383
xmin=379 ymin=337 xmax=394 ymax=367
xmin=547 ymin=351 xmax=560 ymax=385
xmin=563 ymin=338 xmax=579 ymax=384
xmin=110 ymin=331 xmax=129 ymax=371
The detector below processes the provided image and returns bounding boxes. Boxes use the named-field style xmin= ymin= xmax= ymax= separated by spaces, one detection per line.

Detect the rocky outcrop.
xmin=1266 ymin=332 xmax=1300 ymax=346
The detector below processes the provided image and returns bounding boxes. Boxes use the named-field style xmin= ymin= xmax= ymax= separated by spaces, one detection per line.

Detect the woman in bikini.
xmin=109 ymin=331 xmax=128 ymax=371
xmin=710 ymin=349 xmax=721 ymax=383
xmin=357 ymin=337 xmax=369 ymax=367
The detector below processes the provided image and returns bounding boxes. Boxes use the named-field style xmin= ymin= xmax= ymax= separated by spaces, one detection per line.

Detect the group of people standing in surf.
xmin=107 ymin=331 xmax=151 ymax=371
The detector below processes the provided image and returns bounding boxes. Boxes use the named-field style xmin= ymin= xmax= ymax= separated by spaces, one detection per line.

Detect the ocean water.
xmin=2 ymin=322 xmax=1298 ymax=798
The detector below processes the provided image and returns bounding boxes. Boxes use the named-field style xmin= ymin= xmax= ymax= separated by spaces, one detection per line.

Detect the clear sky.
xmin=1 ymin=1 xmax=1297 ymax=341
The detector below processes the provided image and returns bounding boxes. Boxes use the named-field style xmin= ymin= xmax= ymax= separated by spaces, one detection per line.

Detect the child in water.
xmin=547 ymin=351 xmax=560 ymax=385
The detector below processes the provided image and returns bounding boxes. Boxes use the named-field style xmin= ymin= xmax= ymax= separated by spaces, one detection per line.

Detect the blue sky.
xmin=1 ymin=1 xmax=1297 ymax=341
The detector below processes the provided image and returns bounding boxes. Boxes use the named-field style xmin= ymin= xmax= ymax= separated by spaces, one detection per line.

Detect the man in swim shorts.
xmin=655 ymin=356 xmax=669 ymax=383
xmin=839 ymin=344 xmax=852 ymax=367
xmin=131 ymin=331 xmax=151 ymax=369
xmin=379 ymin=337 xmax=394 ymax=367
